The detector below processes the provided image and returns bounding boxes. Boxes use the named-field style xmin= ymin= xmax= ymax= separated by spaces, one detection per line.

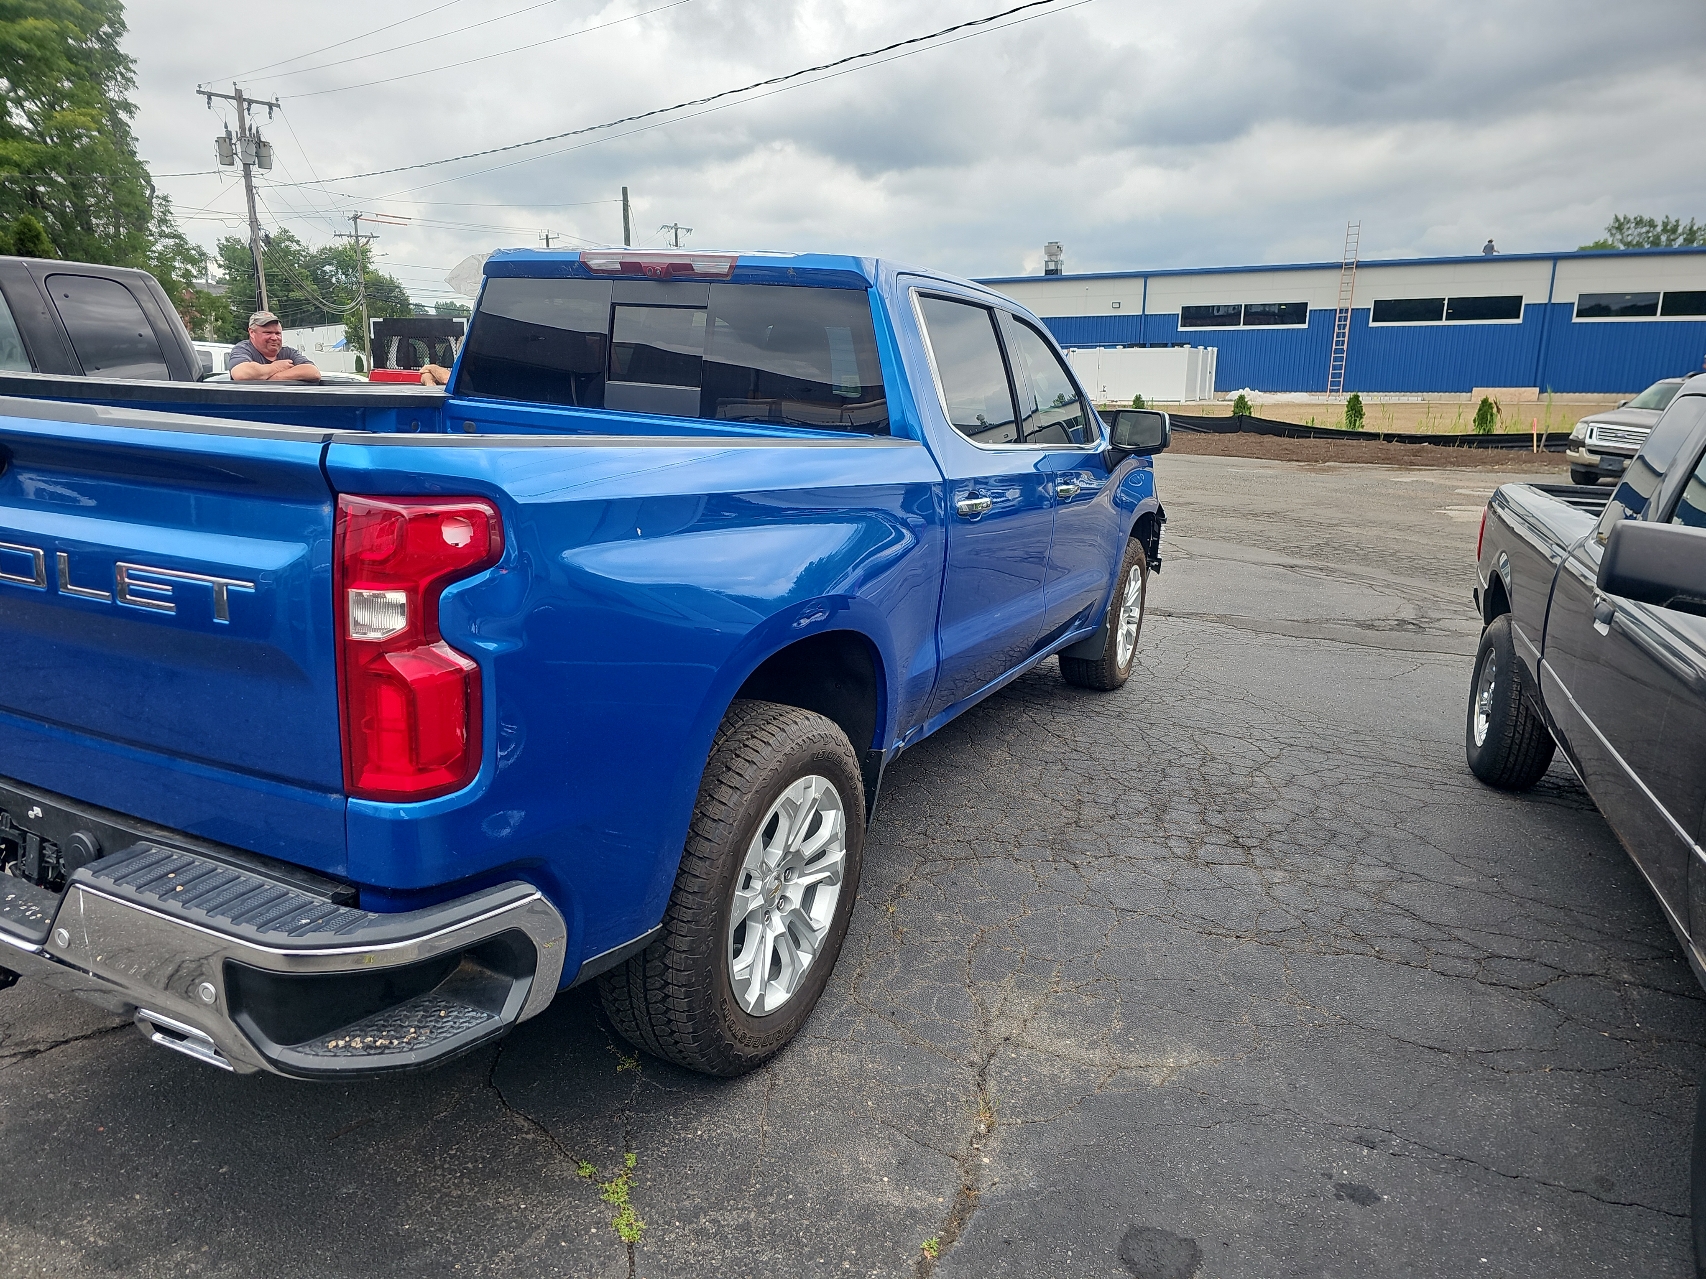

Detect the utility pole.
xmin=659 ymin=223 xmax=692 ymax=248
xmin=540 ymin=230 xmax=556 ymax=249
xmin=201 ymin=84 xmax=279 ymax=313
xmin=335 ymin=213 xmax=378 ymax=369
xmin=621 ymin=187 xmax=632 ymax=248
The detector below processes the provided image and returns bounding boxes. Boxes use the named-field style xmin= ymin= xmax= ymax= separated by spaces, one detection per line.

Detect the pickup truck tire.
xmin=1465 ymin=616 xmax=1556 ymax=790
xmin=598 ymin=699 xmax=865 ymax=1076
xmin=1693 ymin=1064 xmax=1706 ymax=1279
xmin=1060 ymin=538 xmax=1148 ymax=691
xmin=1570 ymin=467 xmax=1600 ymax=486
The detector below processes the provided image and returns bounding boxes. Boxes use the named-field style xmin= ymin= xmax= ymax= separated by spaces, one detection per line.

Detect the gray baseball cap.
xmin=247 ymin=310 xmax=281 ymax=328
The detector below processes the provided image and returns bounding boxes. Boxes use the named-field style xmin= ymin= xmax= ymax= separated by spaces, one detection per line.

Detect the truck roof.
xmin=480 ymin=247 xmax=1008 ymax=302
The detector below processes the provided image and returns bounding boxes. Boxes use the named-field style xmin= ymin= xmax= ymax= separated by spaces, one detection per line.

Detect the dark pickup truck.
xmin=1468 ymin=371 xmax=1706 ymax=1265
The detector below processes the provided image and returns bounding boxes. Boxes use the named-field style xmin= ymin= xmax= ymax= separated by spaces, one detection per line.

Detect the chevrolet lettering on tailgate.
xmin=0 ymin=540 xmax=255 ymax=621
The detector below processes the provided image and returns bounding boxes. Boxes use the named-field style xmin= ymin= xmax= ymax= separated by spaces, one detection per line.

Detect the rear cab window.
xmin=455 ymin=275 xmax=889 ymax=434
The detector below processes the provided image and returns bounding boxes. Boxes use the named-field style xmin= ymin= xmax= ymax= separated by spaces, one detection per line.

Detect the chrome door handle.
xmin=1593 ymin=595 xmax=1615 ymax=636
xmin=955 ymin=495 xmax=994 ymax=518
xmin=1055 ymin=482 xmax=1080 ymax=501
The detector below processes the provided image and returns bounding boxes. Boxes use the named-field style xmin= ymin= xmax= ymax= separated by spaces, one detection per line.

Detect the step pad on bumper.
xmin=91 ymin=844 xmax=367 ymax=939
xmin=295 ymin=992 xmax=499 ymax=1058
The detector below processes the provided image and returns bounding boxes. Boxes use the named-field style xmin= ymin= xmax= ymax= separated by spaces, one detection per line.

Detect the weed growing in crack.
xmin=598 ymin=1155 xmax=646 ymax=1245
xmin=577 ymin=1160 xmax=597 ymax=1180
xmin=921 ymin=1238 xmax=941 ymax=1260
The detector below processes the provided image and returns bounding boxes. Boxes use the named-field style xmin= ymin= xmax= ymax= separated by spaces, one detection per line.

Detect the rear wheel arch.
xmin=1482 ymin=573 xmax=1511 ymax=626
xmin=730 ymin=629 xmax=887 ymax=808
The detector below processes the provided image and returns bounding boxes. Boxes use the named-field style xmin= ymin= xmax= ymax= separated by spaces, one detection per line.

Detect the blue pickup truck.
xmin=0 ymin=249 xmax=1168 ymax=1078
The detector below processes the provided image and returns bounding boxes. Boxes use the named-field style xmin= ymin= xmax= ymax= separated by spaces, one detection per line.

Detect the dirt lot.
xmin=1169 ymin=428 xmax=1574 ymax=472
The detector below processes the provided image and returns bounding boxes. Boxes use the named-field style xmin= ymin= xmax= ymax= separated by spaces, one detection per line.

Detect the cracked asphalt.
xmin=2 ymin=453 xmax=1702 ymax=1279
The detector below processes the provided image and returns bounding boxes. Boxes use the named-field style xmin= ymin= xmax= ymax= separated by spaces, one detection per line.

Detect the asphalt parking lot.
xmin=2 ymin=452 xmax=1702 ymax=1279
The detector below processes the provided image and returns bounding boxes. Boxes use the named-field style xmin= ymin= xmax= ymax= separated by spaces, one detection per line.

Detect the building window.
xmin=1574 ymin=292 xmax=1661 ymax=320
xmin=1660 ymin=291 xmax=1706 ymax=317
xmin=1180 ymin=304 xmax=1243 ymax=328
xmin=1371 ymin=296 xmax=1524 ymax=324
xmin=1242 ymin=302 xmax=1308 ymax=326
xmin=1179 ymin=302 xmax=1308 ymax=328
xmin=1445 ymin=295 xmax=1523 ymax=322
xmin=1371 ymin=297 xmax=1446 ymax=323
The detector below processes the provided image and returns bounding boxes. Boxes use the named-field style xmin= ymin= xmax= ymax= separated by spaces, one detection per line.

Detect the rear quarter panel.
xmin=323 ymin=428 xmax=946 ymax=965
xmin=1481 ymin=484 xmax=1598 ymax=686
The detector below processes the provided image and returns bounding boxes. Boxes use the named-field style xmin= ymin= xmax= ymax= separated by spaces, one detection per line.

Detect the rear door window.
xmin=455 ymin=278 xmax=888 ymax=433
xmin=916 ymin=295 xmax=1018 ymax=445
xmin=45 ymin=274 xmax=169 ymax=379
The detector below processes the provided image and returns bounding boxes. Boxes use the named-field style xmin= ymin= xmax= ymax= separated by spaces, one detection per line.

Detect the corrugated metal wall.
xmin=1041 ymin=305 xmax=1706 ymax=394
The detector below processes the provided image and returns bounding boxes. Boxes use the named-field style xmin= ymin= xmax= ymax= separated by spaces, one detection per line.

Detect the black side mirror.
xmin=195 ymin=349 xmax=215 ymax=379
xmin=1597 ymin=519 xmax=1706 ymax=616
xmin=1104 ymin=409 xmax=1170 ymax=465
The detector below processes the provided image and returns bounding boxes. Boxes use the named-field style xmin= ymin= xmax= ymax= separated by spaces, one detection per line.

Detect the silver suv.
xmin=1566 ymin=377 xmax=1686 ymax=484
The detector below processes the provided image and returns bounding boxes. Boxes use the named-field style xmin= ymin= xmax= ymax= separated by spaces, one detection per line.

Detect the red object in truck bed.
xmin=368 ymin=369 xmax=423 ymax=384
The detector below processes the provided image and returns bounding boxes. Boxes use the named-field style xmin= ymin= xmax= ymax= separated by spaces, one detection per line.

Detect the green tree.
xmin=0 ymin=1 xmax=154 ymax=265
xmin=1580 ymin=215 xmax=1705 ymax=251
xmin=212 ymin=228 xmax=412 ymax=351
xmin=433 ymin=300 xmax=471 ymax=319
xmin=1129 ymin=391 xmax=1145 ymax=409
xmin=0 ymin=1 xmax=208 ymax=328
xmin=1344 ymin=392 xmax=1365 ymax=430
xmin=1231 ymin=392 xmax=1252 ymax=417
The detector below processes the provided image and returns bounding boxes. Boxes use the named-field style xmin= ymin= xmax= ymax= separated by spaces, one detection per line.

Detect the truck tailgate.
xmin=0 ymin=401 xmax=345 ymax=873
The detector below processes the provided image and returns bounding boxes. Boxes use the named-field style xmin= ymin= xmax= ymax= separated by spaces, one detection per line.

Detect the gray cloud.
xmin=127 ymin=0 xmax=1706 ymax=297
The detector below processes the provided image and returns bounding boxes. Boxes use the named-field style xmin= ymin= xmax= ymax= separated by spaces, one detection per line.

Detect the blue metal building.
xmin=978 ymin=247 xmax=1706 ymax=395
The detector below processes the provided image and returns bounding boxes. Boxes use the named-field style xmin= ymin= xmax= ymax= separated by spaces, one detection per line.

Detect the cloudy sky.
xmin=125 ymin=0 xmax=1706 ymax=306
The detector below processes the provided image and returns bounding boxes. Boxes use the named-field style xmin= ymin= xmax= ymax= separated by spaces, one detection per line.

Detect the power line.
xmin=296 ymin=0 xmax=1070 ymax=184
xmin=292 ymin=0 xmax=693 ymax=99
xmin=208 ymin=0 xmax=468 ymax=84
xmin=368 ymin=0 xmax=1094 ymax=199
xmin=251 ymin=0 xmax=573 ymax=85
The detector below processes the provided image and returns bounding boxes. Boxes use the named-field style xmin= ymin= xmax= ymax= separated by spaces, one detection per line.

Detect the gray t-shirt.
xmin=226 ymin=338 xmax=313 ymax=371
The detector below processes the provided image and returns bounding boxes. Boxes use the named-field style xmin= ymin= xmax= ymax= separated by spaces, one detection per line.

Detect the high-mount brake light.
xmin=579 ymin=251 xmax=737 ymax=280
xmin=334 ymin=496 xmax=503 ymax=802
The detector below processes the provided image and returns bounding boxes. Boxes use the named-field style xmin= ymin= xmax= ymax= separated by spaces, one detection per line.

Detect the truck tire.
xmin=1694 ymin=1065 xmax=1706 ymax=1279
xmin=1060 ymin=538 xmax=1148 ymax=691
xmin=1465 ymin=616 xmax=1555 ymax=790
xmin=599 ymin=699 xmax=865 ymax=1076
xmin=1570 ymin=467 xmax=1599 ymax=486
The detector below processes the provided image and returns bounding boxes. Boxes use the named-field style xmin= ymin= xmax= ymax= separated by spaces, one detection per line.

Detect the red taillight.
xmin=334 ymin=496 xmax=503 ymax=802
xmin=1477 ymin=506 xmax=1488 ymax=561
xmin=579 ymin=250 xmax=736 ymax=280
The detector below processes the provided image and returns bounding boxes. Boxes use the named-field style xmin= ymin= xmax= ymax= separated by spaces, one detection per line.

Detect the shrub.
xmin=1473 ymin=396 xmax=1500 ymax=434
xmin=9 ymin=214 xmax=56 ymax=260
xmin=1231 ymin=392 xmax=1252 ymax=417
xmin=1344 ymin=393 xmax=1365 ymax=431
xmin=1130 ymin=393 xmax=1145 ymax=409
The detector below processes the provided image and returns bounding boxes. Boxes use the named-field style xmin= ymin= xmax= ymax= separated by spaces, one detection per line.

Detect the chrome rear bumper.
xmin=1 ymin=841 xmax=566 ymax=1076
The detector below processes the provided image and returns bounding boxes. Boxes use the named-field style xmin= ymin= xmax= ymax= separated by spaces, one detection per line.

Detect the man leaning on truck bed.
xmin=226 ymin=310 xmax=321 ymax=382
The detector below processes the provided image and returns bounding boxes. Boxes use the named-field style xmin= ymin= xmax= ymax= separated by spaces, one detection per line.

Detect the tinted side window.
xmin=46 ymin=275 xmax=168 ymax=379
xmin=917 ymin=296 xmax=1018 ymax=445
xmin=1601 ymin=394 xmax=1706 ymax=532
xmin=999 ymin=314 xmax=1093 ymax=446
xmin=0 ymin=288 xmax=29 ymax=372
xmin=455 ymin=277 xmax=611 ymax=407
xmin=1670 ymin=445 xmax=1706 ymax=528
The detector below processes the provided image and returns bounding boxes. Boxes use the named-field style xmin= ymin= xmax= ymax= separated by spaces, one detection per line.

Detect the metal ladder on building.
xmin=1326 ymin=220 xmax=1360 ymax=396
